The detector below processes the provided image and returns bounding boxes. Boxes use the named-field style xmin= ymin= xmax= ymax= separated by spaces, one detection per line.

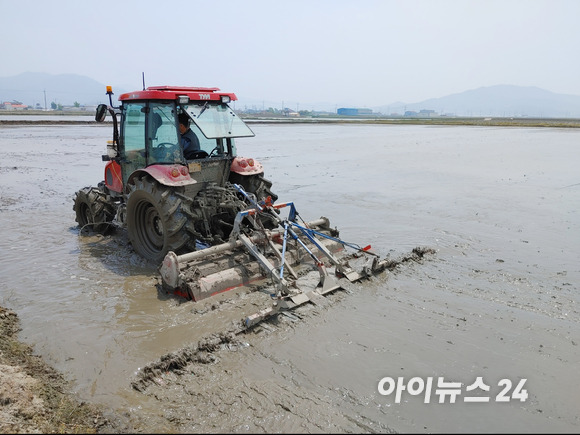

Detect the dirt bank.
xmin=0 ymin=305 xmax=137 ymax=433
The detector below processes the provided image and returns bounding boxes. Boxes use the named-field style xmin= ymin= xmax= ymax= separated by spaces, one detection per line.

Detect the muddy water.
xmin=0 ymin=122 xmax=579 ymax=432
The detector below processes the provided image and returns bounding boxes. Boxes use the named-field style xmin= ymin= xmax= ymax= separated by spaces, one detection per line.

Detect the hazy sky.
xmin=2 ymin=0 xmax=579 ymax=110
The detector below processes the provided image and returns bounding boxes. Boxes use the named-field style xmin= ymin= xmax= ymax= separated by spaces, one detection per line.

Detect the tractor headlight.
xmin=221 ymin=95 xmax=231 ymax=104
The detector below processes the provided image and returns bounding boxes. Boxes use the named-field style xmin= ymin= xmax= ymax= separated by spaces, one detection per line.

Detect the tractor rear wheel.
xmin=73 ymin=186 xmax=115 ymax=234
xmin=229 ymin=173 xmax=279 ymax=203
xmin=126 ymin=175 xmax=190 ymax=263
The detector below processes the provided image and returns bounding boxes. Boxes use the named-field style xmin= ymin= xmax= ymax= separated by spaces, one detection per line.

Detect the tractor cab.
xmin=96 ymin=86 xmax=256 ymax=193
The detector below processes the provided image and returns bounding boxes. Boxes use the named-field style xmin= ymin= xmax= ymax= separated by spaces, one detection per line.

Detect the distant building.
xmin=419 ymin=109 xmax=438 ymax=117
xmin=404 ymin=109 xmax=439 ymax=118
xmin=337 ymin=107 xmax=373 ymax=116
xmin=2 ymin=101 xmax=28 ymax=110
xmin=282 ymin=108 xmax=300 ymax=117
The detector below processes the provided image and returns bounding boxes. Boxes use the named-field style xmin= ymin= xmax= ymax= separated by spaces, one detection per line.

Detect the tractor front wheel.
xmin=73 ymin=185 xmax=115 ymax=234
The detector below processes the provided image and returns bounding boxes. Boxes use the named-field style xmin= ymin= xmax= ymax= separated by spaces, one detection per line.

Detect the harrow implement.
xmin=159 ymin=185 xmax=392 ymax=328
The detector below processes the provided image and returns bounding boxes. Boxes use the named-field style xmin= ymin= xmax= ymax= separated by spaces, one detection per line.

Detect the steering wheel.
xmin=186 ymin=150 xmax=209 ymax=160
xmin=208 ymin=147 xmax=220 ymax=157
xmin=153 ymin=142 xmax=175 ymax=160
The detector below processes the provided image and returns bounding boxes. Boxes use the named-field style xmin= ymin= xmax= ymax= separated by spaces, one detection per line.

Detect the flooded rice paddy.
xmin=0 ymin=121 xmax=578 ymax=432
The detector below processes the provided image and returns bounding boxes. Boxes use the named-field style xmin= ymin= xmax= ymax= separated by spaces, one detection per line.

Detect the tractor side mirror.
xmin=95 ymin=104 xmax=108 ymax=122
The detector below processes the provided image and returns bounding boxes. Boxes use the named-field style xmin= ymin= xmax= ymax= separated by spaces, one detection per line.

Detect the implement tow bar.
xmin=231 ymin=184 xmax=389 ymax=328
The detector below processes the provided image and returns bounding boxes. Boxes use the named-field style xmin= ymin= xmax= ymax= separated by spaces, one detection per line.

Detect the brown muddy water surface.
xmin=0 ymin=122 xmax=579 ymax=433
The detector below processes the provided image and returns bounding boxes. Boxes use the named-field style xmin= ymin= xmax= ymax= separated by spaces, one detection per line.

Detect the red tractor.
xmin=73 ymin=85 xmax=277 ymax=263
xmin=74 ymin=85 xmax=391 ymax=326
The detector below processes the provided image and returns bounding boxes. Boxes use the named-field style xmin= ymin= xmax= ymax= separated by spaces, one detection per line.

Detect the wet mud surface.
xmin=0 ymin=122 xmax=579 ymax=433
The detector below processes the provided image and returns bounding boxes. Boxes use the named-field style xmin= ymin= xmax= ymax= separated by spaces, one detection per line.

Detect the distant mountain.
xmin=2 ymin=74 xmax=580 ymax=118
xmin=0 ymin=72 xmax=128 ymax=107
xmin=375 ymin=85 xmax=580 ymax=118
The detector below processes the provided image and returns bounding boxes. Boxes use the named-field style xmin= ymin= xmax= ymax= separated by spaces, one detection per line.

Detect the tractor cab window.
xmin=148 ymin=102 xmax=182 ymax=164
xmin=121 ymin=101 xmax=183 ymax=166
xmin=187 ymin=122 xmax=227 ymax=158
xmin=119 ymin=102 xmax=148 ymax=186
xmin=122 ymin=102 xmax=146 ymax=159
xmin=180 ymin=102 xmax=252 ymax=159
xmin=184 ymin=103 xmax=255 ymax=139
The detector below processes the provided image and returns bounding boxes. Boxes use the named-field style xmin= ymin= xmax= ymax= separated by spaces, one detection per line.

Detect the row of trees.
xmin=48 ymin=101 xmax=82 ymax=110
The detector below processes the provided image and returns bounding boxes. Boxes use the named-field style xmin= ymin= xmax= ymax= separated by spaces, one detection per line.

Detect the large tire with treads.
xmin=126 ymin=175 xmax=190 ymax=263
xmin=228 ymin=172 xmax=278 ymax=203
xmin=73 ymin=185 xmax=115 ymax=234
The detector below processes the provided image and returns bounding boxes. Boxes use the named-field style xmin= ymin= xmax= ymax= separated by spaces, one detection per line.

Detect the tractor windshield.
xmin=185 ymin=103 xmax=255 ymax=139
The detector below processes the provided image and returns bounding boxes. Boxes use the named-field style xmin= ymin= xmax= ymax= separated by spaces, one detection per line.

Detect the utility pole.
xmin=43 ymin=89 xmax=47 ymax=111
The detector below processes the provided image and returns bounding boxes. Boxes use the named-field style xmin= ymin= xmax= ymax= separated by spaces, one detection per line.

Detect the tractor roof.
xmin=118 ymin=86 xmax=237 ymax=102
